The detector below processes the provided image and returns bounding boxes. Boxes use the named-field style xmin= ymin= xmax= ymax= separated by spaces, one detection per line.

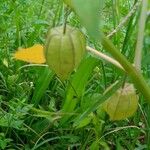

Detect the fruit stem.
xmin=63 ymin=7 xmax=70 ymax=34
xmin=63 ymin=19 xmax=67 ymax=34
xmin=86 ymin=46 xmax=124 ymax=70
xmin=121 ymin=75 xmax=127 ymax=88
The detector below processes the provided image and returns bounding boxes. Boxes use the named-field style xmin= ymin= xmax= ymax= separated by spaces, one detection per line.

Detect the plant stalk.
xmin=86 ymin=46 xmax=123 ymax=70
xmin=134 ymin=0 xmax=148 ymax=71
xmin=101 ymin=35 xmax=150 ymax=104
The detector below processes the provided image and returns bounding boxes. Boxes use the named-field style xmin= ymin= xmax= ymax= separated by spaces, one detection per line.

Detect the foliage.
xmin=0 ymin=0 xmax=150 ymax=149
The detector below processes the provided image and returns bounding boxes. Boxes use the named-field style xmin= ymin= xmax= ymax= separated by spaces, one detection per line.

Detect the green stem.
xmin=134 ymin=0 xmax=148 ymax=70
xmin=63 ymin=7 xmax=70 ymax=34
xmin=101 ymin=35 xmax=150 ymax=104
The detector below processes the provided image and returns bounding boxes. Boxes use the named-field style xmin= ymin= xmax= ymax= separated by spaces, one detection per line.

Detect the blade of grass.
xmin=134 ymin=0 xmax=150 ymax=147
xmin=60 ymin=56 xmax=98 ymax=124
xmin=31 ymin=67 xmax=54 ymax=106
xmin=122 ymin=1 xmax=139 ymax=55
xmin=32 ymin=135 xmax=77 ymax=150
xmin=134 ymin=0 xmax=148 ymax=70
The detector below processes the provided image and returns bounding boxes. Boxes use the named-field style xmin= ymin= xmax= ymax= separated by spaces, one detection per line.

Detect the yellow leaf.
xmin=14 ymin=44 xmax=46 ymax=64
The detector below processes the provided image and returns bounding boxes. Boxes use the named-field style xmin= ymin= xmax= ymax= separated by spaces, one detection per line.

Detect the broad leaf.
xmin=72 ymin=0 xmax=101 ymax=41
xmin=60 ymin=55 xmax=98 ymax=125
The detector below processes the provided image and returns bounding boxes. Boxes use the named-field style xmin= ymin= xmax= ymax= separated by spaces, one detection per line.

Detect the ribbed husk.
xmin=103 ymin=83 xmax=138 ymax=121
xmin=44 ymin=25 xmax=86 ymax=80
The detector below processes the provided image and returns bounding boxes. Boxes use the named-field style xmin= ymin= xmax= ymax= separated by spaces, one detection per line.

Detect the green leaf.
xmin=31 ymin=68 xmax=54 ymax=106
xmin=72 ymin=0 xmax=101 ymax=40
xmin=60 ymin=55 xmax=98 ymax=124
xmin=62 ymin=56 xmax=98 ymax=111
xmin=90 ymin=140 xmax=99 ymax=150
xmin=76 ymin=114 xmax=92 ymax=129
xmin=74 ymin=81 xmax=122 ymax=127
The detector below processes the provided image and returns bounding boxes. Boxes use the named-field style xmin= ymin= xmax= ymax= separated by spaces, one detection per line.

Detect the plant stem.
xmin=86 ymin=46 xmax=123 ymax=70
xmin=63 ymin=7 xmax=70 ymax=34
xmin=108 ymin=0 xmax=142 ymax=38
xmin=134 ymin=0 xmax=148 ymax=71
xmin=101 ymin=35 xmax=150 ymax=104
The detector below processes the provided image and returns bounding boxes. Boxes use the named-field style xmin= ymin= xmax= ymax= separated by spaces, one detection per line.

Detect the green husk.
xmin=44 ymin=25 xmax=86 ymax=80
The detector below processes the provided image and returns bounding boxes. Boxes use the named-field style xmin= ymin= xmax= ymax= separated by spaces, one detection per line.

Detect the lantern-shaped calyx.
xmin=44 ymin=25 xmax=86 ymax=80
xmin=103 ymin=83 xmax=138 ymax=121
